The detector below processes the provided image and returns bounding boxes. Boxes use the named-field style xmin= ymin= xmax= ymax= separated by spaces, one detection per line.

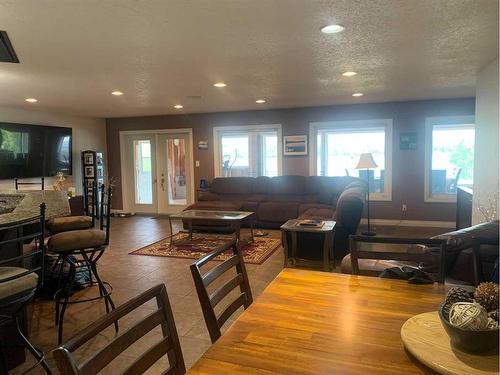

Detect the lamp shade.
xmin=355 ymin=153 xmax=378 ymax=169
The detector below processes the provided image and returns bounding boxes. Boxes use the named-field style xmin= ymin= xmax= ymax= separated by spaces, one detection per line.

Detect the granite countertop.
xmin=0 ymin=190 xmax=71 ymax=224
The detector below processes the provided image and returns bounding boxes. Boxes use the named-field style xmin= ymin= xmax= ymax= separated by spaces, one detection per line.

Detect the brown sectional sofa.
xmin=184 ymin=175 xmax=367 ymax=260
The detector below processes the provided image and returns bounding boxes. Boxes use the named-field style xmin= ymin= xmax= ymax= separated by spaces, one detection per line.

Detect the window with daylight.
xmin=311 ymin=120 xmax=393 ymax=200
xmin=425 ymin=116 xmax=475 ymax=202
xmin=214 ymin=125 xmax=282 ymax=177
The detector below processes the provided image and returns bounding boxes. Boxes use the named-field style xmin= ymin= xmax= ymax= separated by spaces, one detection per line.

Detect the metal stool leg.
xmin=89 ymin=262 xmax=118 ymax=333
xmin=57 ymin=263 xmax=76 ymax=345
xmin=14 ymin=316 xmax=52 ymax=374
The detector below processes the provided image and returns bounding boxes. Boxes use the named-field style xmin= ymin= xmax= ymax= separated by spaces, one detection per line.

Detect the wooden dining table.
xmin=187 ymin=268 xmax=448 ymax=374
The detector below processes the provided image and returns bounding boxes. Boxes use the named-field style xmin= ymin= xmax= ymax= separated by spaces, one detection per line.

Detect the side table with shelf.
xmin=280 ymin=219 xmax=336 ymax=272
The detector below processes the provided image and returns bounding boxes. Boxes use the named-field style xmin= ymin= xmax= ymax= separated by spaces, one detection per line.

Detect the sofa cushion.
xmin=252 ymin=176 xmax=270 ymax=194
xmin=258 ymin=202 xmax=298 ymax=223
xmin=265 ymin=194 xmax=305 ymax=203
xmin=186 ymin=201 xmax=243 ymax=211
xmin=210 ymin=177 xmax=254 ymax=195
xmin=269 ymin=176 xmax=306 ymax=195
xmin=197 ymin=192 xmax=220 ymax=201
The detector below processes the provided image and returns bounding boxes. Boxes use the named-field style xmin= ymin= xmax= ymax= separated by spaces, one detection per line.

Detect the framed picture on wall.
xmin=284 ymin=135 xmax=308 ymax=156
xmin=83 ymin=152 xmax=94 ymax=165
xmin=84 ymin=166 xmax=95 ymax=178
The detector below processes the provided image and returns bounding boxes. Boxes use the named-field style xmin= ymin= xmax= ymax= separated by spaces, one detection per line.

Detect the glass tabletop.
xmin=169 ymin=210 xmax=253 ymax=220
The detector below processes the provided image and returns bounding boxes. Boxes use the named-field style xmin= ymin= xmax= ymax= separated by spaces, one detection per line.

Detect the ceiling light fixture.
xmin=352 ymin=92 xmax=364 ymax=97
xmin=174 ymin=104 xmax=183 ymax=109
xmin=342 ymin=71 xmax=357 ymax=77
xmin=111 ymin=91 xmax=124 ymax=96
xmin=255 ymin=99 xmax=266 ymax=104
xmin=25 ymin=98 xmax=38 ymax=103
xmin=213 ymin=82 xmax=227 ymax=87
xmin=321 ymin=24 xmax=344 ymax=34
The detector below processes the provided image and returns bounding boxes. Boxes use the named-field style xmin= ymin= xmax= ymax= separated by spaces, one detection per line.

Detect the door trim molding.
xmin=119 ymin=128 xmax=195 ymax=213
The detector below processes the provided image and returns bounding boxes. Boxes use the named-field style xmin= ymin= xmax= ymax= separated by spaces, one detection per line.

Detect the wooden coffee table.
xmin=168 ymin=210 xmax=254 ymax=245
xmin=280 ymin=219 xmax=335 ymax=271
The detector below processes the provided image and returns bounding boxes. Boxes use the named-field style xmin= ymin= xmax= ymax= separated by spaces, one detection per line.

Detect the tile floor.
xmin=11 ymin=216 xmax=447 ymax=374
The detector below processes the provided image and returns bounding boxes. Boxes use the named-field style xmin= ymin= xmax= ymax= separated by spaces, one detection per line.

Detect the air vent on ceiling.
xmin=0 ymin=31 xmax=19 ymax=63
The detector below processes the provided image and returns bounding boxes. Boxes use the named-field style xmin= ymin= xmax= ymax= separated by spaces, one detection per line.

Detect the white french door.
xmin=122 ymin=130 xmax=194 ymax=214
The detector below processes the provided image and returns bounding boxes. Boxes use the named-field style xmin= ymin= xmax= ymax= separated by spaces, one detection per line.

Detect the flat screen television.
xmin=0 ymin=122 xmax=72 ymax=179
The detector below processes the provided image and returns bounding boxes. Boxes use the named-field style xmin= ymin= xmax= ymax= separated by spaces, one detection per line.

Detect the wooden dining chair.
xmin=53 ymin=284 xmax=186 ymax=375
xmin=190 ymin=239 xmax=253 ymax=343
xmin=349 ymin=235 xmax=447 ymax=283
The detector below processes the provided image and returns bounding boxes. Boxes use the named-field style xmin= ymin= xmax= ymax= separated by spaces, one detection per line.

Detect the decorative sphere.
xmin=449 ymin=302 xmax=489 ymax=330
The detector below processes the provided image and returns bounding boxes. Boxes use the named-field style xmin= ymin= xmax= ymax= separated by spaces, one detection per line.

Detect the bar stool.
xmin=0 ymin=204 xmax=51 ymax=374
xmin=46 ymin=182 xmax=96 ymax=234
xmin=47 ymin=185 xmax=117 ymax=344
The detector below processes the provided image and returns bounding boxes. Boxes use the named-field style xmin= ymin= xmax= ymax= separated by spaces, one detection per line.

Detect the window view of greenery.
xmin=317 ymin=129 xmax=386 ymax=193
xmin=431 ymin=125 xmax=474 ymax=194
xmin=0 ymin=129 xmax=29 ymax=153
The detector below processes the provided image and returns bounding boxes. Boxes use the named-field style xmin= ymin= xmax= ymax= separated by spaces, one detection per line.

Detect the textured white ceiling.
xmin=0 ymin=0 xmax=497 ymax=118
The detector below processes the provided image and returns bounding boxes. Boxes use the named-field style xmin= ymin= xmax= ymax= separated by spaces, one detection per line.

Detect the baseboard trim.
xmin=361 ymin=218 xmax=455 ymax=228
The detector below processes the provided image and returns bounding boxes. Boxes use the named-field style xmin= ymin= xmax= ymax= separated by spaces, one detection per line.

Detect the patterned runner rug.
xmin=129 ymin=232 xmax=281 ymax=265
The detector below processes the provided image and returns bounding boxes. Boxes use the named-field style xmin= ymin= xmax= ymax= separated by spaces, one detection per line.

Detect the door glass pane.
xmin=133 ymin=140 xmax=152 ymax=204
xmin=166 ymin=138 xmax=187 ymax=205
xmin=221 ymin=136 xmax=249 ymax=176
xmin=431 ymin=125 xmax=474 ymax=195
xmin=262 ymin=135 xmax=278 ymax=177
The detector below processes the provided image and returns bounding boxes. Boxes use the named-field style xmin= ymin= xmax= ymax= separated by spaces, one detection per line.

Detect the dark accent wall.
xmin=106 ymin=97 xmax=475 ymax=221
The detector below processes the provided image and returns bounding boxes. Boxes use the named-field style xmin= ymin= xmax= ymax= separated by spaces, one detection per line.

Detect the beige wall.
xmin=473 ymin=58 xmax=500 ymax=224
xmin=107 ymin=98 xmax=475 ymax=222
xmin=0 ymin=106 xmax=106 ymax=193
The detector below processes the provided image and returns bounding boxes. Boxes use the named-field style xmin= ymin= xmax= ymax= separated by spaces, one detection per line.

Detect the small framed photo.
xmin=284 ymin=135 xmax=308 ymax=156
xmin=84 ymin=166 xmax=95 ymax=178
xmin=198 ymin=140 xmax=208 ymax=150
xmin=83 ymin=152 xmax=94 ymax=165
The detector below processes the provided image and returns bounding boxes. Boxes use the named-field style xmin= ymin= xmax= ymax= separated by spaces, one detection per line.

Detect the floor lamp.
xmin=355 ymin=153 xmax=377 ymax=236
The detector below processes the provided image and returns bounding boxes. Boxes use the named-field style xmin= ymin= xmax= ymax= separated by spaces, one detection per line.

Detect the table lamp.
xmin=355 ymin=153 xmax=377 ymax=236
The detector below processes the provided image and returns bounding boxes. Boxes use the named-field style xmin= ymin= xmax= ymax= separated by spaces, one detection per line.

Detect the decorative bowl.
xmin=439 ymin=304 xmax=499 ymax=353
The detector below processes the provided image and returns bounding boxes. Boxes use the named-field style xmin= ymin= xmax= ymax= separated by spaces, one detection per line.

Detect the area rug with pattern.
xmin=129 ymin=232 xmax=281 ymax=265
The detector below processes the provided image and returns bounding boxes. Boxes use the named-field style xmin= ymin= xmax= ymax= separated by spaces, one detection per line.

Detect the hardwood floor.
xmin=11 ymin=216 xmax=449 ymax=374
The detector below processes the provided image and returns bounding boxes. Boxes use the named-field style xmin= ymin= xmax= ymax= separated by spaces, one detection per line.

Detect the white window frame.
xmin=213 ymin=124 xmax=283 ymax=177
xmin=309 ymin=119 xmax=393 ymax=201
xmin=424 ymin=115 xmax=475 ymax=203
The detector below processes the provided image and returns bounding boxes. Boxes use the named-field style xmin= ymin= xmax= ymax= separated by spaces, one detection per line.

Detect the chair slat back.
xmin=349 ymin=235 xmax=447 ymax=283
xmin=53 ymin=284 xmax=185 ymax=375
xmin=0 ymin=203 xmax=46 ymax=290
xmin=190 ymin=239 xmax=253 ymax=343
xmin=99 ymin=184 xmax=112 ymax=243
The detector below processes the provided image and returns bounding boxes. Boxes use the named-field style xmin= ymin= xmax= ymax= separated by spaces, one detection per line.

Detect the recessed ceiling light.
xmin=342 ymin=71 xmax=357 ymax=77
xmin=174 ymin=104 xmax=183 ymax=109
xmin=255 ymin=99 xmax=266 ymax=104
xmin=111 ymin=91 xmax=123 ymax=96
xmin=321 ymin=24 xmax=344 ymax=34
xmin=213 ymin=82 xmax=227 ymax=88
xmin=352 ymin=92 xmax=364 ymax=97
xmin=25 ymin=98 xmax=38 ymax=103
